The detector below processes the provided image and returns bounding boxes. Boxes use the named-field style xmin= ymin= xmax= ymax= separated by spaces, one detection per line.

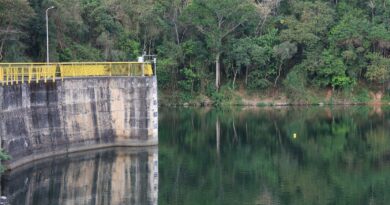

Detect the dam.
xmin=0 ymin=62 xmax=158 ymax=169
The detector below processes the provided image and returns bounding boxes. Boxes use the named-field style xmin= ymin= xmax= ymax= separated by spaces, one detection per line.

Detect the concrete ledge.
xmin=4 ymin=146 xmax=159 ymax=174
xmin=5 ymin=140 xmax=158 ymax=170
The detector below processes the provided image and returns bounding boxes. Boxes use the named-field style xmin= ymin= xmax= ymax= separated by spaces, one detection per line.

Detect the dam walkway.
xmin=0 ymin=62 xmax=154 ymax=85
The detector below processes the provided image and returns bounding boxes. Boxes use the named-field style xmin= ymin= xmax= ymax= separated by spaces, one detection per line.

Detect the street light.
xmin=46 ymin=6 xmax=55 ymax=64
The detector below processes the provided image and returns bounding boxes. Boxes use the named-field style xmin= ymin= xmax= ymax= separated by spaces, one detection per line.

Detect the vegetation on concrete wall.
xmin=0 ymin=149 xmax=10 ymax=173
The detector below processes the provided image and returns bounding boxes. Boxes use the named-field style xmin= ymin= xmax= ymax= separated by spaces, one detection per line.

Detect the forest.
xmin=0 ymin=0 xmax=390 ymax=103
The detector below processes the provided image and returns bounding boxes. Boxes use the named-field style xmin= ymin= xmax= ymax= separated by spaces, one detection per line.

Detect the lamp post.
xmin=46 ymin=6 xmax=55 ymax=64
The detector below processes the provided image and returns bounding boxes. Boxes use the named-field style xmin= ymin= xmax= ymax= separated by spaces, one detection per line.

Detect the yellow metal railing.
xmin=0 ymin=62 xmax=153 ymax=85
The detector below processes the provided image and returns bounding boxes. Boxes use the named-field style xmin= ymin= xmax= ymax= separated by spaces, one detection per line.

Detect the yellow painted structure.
xmin=0 ymin=62 xmax=153 ymax=85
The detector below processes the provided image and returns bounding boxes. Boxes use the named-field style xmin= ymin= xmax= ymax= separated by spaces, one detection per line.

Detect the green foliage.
xmin=352 ymin=87 xmax=371 ymax=103
xmin=80 ymin=0 xmax=121 ymax=36
xmin=365 ymin=53 xmax=390 ymax=83
xmin=332 ymin=75 xmax=354 ymax=88
xmin=1 ymin=0 xmax=390 ymax=96
xmin=0 ymin=0 xmax=35 ymax=61
xmin=157 ymin=58 xmax=176 ymax=89
xmin=280 ymin=1 xmax=335 ymax=47
xmin=273 ymin=41 xmax=298 ymax=86
xmin=185 ymin=0 xmax=255 ymax=52
xmin=178 ymin=67 xmax=200 ymax=92
xmin=207 ymin=84 xmax=235 ymax=106
xmin=329 ymin=11 xmax=370 ymax=48
xmin=62 ymin=43 xmax=102 ymax=61
xmin=0 ymin=149 xmax=10 ymax=173
xmin=369 ymin=24 xmax=390 ymax=42
xmin=115 ymin=33 xmax=140 ymax=60
xmin=273 ymin=41 xmax=297 ymax=61
xmin=226 ymin=30 xmax=279 ymax=90
xmin=184 ymin=0 xmax=257 ymax=88
xmin=247 ymin=70 xmax=273 ymax=89
xmin=283 ymin=68 xmax=306 ymax=95
xmin=307 ymin=50 xmax=354 ymax=89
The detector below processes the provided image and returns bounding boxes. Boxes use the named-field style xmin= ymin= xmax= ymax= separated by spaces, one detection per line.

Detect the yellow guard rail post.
xmin=0 ymin=62 xmax=153 ymax=85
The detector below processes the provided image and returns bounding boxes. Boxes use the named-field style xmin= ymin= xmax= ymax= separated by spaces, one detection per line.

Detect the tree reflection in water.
xmin=159 ymin=107 xmax=390 ymax=205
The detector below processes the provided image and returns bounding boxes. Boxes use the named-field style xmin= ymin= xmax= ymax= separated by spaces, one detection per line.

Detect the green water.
xmin=158 ymin=107 xmax=390 ymax=205
xmin=3 ymin=106 xmax=390 ymax=205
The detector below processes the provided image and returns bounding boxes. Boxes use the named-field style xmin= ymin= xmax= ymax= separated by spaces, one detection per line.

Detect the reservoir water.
xmin=2 ymin=106 xmax=390 ymax=204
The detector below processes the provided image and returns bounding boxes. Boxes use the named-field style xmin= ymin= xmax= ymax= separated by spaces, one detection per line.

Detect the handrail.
xmin=0 ymin=62 xmax=151 ymax=65
xmin=0 ymin=62 xmax=153 ymax=85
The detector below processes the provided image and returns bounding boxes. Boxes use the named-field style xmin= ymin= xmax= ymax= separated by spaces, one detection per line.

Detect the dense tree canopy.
xmin=0 ymin=0 xmax=389 ymax=94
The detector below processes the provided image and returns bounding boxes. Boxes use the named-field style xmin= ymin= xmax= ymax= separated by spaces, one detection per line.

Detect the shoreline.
xmin=158 ymin=101 xmax=390 ymax=107
xmin=158 ymin=88 xmax=389 ymax=107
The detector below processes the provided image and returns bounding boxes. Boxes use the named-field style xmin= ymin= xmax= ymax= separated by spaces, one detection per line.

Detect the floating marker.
xmin=293 ymin=133 xmax=297 ymax=139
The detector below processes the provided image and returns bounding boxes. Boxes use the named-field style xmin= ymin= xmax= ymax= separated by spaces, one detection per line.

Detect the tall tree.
xmin=273 ymin=41 xmax=297 ymax=87
xmin=185 ymin=0 xmax=255 ymax=90
xmin=253 ymin=0 xmax=281 ymax=35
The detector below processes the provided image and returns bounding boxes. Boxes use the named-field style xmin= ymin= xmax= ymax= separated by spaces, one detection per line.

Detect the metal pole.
xmin=46 ymin=6 xmax=55 ymax=65
xmin=142 ymin=63 xmax=144 ymax=77
xmin=142 ymin=52 xmax=145 ymax=77
xmin=153 ymin=57 xmax=157 ymax=76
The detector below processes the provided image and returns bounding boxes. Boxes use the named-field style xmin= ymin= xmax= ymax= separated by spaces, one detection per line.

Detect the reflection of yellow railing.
xmin=0 ymin=62 xmax=153 ymax=85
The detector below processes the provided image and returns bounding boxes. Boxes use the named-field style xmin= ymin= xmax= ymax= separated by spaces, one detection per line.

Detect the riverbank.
xmin=159 ymin=86 xmax=390 ymax=107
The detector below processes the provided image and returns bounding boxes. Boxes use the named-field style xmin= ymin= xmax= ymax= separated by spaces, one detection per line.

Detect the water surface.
xmin=158 ymin=106 xmax=390 ymax=205
xmin=3 ymin=106 xmax=390 ymax=205
xmin=1 ymin=148 xmax=158 ymax=205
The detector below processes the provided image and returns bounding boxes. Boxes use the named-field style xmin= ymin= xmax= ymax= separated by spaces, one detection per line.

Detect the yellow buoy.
xmin=293 ymin=133 xmax=297 ymax=139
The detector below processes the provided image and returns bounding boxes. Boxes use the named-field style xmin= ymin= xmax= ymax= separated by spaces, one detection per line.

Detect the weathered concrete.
xmin=0 ymin=77 xmax=158 ymax=169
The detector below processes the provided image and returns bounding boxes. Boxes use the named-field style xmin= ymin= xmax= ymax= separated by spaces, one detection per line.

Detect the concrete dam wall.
xmin=0 ymin=77 xmax=158 ymax=169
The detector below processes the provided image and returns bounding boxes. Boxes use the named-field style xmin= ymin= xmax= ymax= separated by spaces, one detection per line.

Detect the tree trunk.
xmin=215 ymin=52 xmax=221 ymax=90
xmin=174 ymin=9 xmax=180 ymax=45
xmin=0 ymin=25 xmax=11 ymax=61
xmin=232 ymin=69 xmax=238 ymax=90
xmin=191 ymin=80 xmax=194 ymax=94
xmin=232 ymin=120 xmax=238 ymax=143
xmin=216 ymin=117 xmax=220 ymax=155
xmin=274 ymin=121 xmax=282 ymax=147
xmin=274 ymin=62 xmax=283 ymax=87
xmin=256 ymin=15 xmax=268 ymax=35
xmin=245 ymin=123 xmax=248 ymax=141
xmin=173 ymin=163 xmax=181 ymax=204
xmin=245 ymin=65 xmax=249 ymax=86
xmin=0 ymin=39 xmax=4 ymax=61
